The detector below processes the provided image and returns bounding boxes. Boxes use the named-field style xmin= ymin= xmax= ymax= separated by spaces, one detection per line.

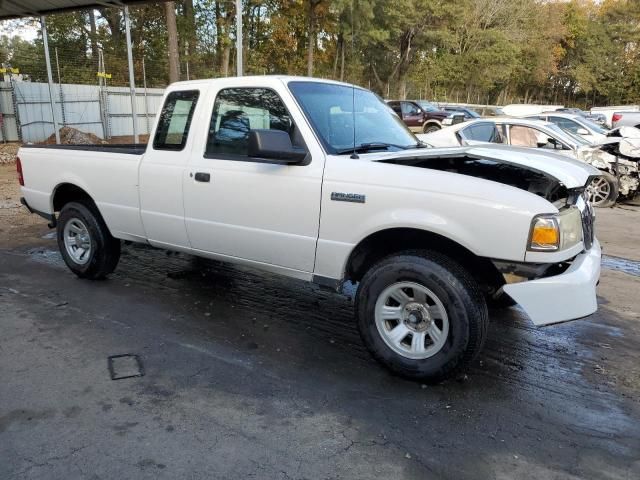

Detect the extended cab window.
xmin=206 ymin=88 xmax=300 ymax=157
xmin=153 ymin=90 xmax=199 ymax=151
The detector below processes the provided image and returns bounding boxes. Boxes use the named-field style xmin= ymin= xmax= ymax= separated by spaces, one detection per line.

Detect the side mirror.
xmin=248 ymin=129 xmax=308 ymax=165
xmin=576 ymin=127 xmax=589 ymax=136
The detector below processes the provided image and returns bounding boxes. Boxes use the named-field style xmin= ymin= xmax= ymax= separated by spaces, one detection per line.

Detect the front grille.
xmin=582 ymin=201 xmax=594 ymax=250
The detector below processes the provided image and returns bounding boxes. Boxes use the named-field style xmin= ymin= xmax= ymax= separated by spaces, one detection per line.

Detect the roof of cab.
xmin=168 ymin=75 xmax=356 ymax=90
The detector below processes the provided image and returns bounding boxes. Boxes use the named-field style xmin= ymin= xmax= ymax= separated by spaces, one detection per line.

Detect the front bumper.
xmin=502 ymin=239 xmax=601 ymax=326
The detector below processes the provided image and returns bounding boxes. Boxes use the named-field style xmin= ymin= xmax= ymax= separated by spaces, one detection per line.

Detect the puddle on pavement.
xmin=601 ymin=255 xmax=640 ymax=277
xmin=27 ymin=247 xmax=64 ymax=267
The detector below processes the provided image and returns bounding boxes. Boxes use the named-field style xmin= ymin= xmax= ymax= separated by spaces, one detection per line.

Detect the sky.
xmin=0 ymin=19 xmax=39 ymax=42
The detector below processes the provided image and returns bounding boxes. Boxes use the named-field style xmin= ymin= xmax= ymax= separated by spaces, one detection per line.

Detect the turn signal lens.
xmin=529 ymin=217 xmax=559 ymax=251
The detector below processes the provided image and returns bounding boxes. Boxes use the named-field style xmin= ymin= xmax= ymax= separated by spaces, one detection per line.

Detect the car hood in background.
xmin=366 ymin=144 xmax=600 ymax=189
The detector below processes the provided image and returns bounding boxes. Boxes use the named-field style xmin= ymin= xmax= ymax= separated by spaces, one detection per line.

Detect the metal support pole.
xmin=124 ymin=6 xmax=139 ymax=143
xmin=236 ymin=0 xmax=243 ymax=76
xmin=142 ymin=56 xmax=150 ymax=135
xmin=55 ymin=47 xmax=66 ymax=126
xmin=41 ymin=16 xmax=60 ymax=144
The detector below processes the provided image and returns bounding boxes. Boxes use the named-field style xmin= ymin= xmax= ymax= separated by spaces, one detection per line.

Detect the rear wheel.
xmin=57 ymin=201 xmax=120 ymax=279
xmin=587 ymin=172 xmax=618 ymax=207
xmin=355 ymin=250 xmax=488 ymax=383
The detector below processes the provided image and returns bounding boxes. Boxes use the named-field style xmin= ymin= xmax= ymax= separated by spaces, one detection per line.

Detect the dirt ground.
xmin=1 ymin=162 xmax=639 ymax=479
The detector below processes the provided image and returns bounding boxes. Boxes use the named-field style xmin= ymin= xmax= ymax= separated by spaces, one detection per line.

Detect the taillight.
xmin=16 ymin=156 xmax=24 ymax=186
xmin=612 ymin=113 xmax=623 ymax=123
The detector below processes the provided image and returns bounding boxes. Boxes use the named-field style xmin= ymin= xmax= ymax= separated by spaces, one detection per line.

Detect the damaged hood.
xmin=368 ymin=144 xmax=599 ymax=189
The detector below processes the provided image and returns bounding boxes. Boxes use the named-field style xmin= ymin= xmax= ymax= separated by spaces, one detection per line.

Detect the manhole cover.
xmin=108 ymin=354 xmax=145 ymax=380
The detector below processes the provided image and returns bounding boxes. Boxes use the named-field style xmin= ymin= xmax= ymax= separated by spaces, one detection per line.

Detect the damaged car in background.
xmin=419 ymin=117 xmax=639 ymax=207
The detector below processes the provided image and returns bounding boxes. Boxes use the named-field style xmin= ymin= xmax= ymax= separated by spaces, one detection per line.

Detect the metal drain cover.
xmin=108 ymin=354 xmax=145 ymax=380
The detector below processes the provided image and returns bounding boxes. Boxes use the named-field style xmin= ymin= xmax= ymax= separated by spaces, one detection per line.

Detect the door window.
xmin=509 ymin=125 xmax=543 ymax=147
xmin=206 ymin=88 xmax=300 ymax=158
xmin=461 ymin=123 xmax=504 ymax=143
xmin=509 ymin=125 xmax=563 ymax=150
xmin=401 ymin=102 xmax=420 ymax=116
xmin=153 ymin=90 xmax=199 ymax=151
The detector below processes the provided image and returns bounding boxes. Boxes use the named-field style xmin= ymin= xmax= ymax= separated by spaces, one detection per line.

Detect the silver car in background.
xmin=419 ymin=117 xmax=639 ymax=207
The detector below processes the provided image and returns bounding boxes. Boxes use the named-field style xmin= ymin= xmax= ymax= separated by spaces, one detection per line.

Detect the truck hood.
xmin=368 ymin=144 xmax=599 ymax=190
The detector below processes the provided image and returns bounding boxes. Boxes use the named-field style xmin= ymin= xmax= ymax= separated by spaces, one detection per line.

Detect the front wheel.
xmin=423 ymin=124 xmax=440 ymax=134
xmin=355 ymin=251 xmax=488 ymax=383
xmin=57 ymin=201 xmax=121 ymax=279
xmin=587 ymin=172 xmax=618 ymax=208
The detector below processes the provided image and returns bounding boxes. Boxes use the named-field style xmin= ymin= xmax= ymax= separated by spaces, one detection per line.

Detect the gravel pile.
xmin=44 ymin=126 xmax=106 ymax=145
xmin=0 ymin=143 xmax=20 ymax=164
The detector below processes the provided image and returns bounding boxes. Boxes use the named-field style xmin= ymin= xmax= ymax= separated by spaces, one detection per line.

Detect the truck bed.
xmin=22 ymin=143 xmax=147 ymax=155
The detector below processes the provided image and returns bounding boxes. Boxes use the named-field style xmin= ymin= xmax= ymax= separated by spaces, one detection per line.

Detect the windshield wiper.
xmin=335 ymin=142 xmax=417 ymax=155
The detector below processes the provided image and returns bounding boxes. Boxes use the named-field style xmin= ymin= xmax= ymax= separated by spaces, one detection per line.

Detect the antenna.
xmin=350 ymin=0 xmax=359 ymax=159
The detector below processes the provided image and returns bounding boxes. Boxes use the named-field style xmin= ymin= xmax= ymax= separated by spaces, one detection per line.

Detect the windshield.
xmin=414 ymin=100 xmax=439 ymax=112
xmin=288 ymin=81 xmax=418 ymax=154
xmin=547 ymin=123 xmax=590 ymax=147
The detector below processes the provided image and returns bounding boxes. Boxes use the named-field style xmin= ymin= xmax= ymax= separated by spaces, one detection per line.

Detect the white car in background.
xmin=419 ymin=117 xmax=639 ymax=207
xmin=524 ymin=112 xmax=609 ymax=144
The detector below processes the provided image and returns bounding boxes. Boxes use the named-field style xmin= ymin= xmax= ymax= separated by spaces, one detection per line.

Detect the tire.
xmin=355 ymin=250 xmax=489 ymax=383
xmin=57 ymin=201 xmax=121 ymax=279
xmin=423 ymin=124 xmax=440 ymax=134
xmin=587 ymin=172 xmax=618 ymax=208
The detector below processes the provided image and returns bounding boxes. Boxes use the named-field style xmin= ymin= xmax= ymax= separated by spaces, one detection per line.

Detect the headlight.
xmin=528 ymin=208 xmax=582 ymax=251
xmin=442 ymin=118 xmax=453 ymax=125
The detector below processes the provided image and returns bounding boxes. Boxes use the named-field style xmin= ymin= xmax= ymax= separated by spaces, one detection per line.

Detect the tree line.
xmin=1 ymin=0 xmax=639 ymax=107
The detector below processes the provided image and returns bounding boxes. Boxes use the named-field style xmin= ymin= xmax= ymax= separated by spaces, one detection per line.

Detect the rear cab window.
xmin=153 ymin=90 xmax=200 ymax=151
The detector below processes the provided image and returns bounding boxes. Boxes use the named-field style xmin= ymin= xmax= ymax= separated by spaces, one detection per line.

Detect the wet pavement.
xmin=1 ymin=237 xmax=640 ymax=480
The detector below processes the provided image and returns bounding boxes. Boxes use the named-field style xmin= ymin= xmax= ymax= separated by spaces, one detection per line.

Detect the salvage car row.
xmin=386 ymin=98 xmax=640 ymax=207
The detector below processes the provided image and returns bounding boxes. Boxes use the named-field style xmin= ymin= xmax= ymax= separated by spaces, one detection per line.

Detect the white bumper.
xmin=503 ymin=239 xmax=601 ymax=326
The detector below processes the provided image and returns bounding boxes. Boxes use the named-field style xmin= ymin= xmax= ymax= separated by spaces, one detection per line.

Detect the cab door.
xmin=400 ymin=101 xmax=423 ymax=131
xmin=182 ymin=85 xmax=325 ymax=274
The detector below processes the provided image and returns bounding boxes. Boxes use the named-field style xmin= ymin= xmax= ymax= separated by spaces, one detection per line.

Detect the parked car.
xmin=471 ymin=106 xmax=505 ymax=117
xmin=18 ymin=76 xmax=601 ymax=383
xmin=591 ymin=105 xmax=640 ymax=128
xmin=420 ymin=117 xmax=639 ymax=207
xmin=524 ymin=112 xmax=609 ymax=144
xmin=386 ymin=100 xmax=463 ymax=133
xmin=611 ymin=111 xmax=640 ymax=129
xmin=440 ymin=105 xmax=482 ymax=120
xmin=555 ymin=108 xmax=607 ymax=127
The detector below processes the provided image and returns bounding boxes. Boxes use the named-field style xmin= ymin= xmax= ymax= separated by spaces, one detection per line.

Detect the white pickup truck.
xmin=18 ymin=76 xmax=601 ymax=382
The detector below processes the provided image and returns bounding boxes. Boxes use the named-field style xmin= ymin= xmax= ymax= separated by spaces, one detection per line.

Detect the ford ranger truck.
xmin=18 ymin=76 xmax=602 ymax=382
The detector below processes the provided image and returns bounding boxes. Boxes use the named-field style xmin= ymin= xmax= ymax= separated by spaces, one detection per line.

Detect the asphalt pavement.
xmin=1 ymin=234 xmax=639 ymax=479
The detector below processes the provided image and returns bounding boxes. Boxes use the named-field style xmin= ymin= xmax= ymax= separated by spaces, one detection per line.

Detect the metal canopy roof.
xmin=0 ymin=1 xmax=146 ymax=20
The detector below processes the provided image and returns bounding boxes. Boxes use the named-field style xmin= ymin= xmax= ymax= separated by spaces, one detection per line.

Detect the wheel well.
xmin=52 ymin=183 xmax=95 ymax=212
xmin=423 ymin=120 xmax=441 ymax=128
xmin=344 ymin=228 xmax=504 ymax=293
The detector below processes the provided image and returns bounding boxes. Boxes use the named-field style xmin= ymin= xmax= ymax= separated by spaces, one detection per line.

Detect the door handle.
xmin=194 ymin=172 xmax=210 ymax=183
